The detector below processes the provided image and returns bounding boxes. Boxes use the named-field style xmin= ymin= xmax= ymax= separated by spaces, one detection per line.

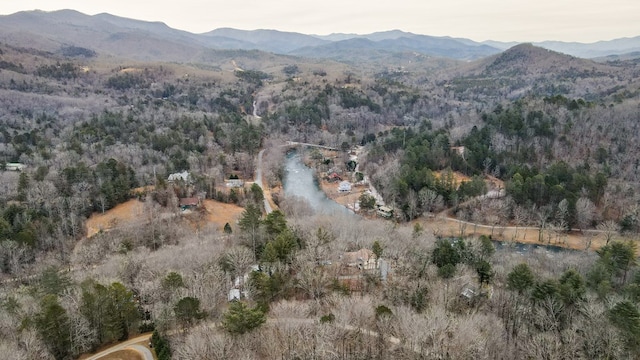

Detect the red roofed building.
xmin=179 ymin=197 xmax=200 ymax=210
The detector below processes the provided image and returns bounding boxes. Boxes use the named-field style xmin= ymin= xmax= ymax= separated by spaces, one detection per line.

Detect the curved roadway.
xmin=83 ymin=333 xmax=153 ymax=360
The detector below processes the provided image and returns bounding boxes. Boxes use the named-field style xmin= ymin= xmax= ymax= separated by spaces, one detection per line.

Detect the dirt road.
xmin=81 ymin=333 xmax=153 ymax=360
xmin=426 ymin=215 xmax=611 ymax=251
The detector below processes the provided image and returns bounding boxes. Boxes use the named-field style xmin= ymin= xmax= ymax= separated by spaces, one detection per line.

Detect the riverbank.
xmin=283 ymin=152 xmax=353 ymax=215
xmin=294 ymin=150 xmax=631 ymax=253
xmin=318 ymin=178 xmax=363 ymax=210
xmin=318 ymin=178 xmax=623 ymax=253
xmin=421 ymin=215 xmax=616 ymax=252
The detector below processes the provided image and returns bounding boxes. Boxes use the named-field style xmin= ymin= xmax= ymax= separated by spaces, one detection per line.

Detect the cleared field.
xmin=433 ymin=170 xmax=471 ymax=187
xmin=202 ymin=199 xmax=245 ymax=230
xmin=85 ymin=199 xmax=145 ymax=238
xmin=86 ymin=198 xmax=245 ymax=237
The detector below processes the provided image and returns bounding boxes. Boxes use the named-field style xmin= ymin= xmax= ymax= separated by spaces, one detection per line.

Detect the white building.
xmin=5 ymin=163 xmax=26 ymax=171
xmin=228 ymin=289 xmax=241 ymax=301
xmin=168 ymin=171 xmax=189 ymax=182
xmin=226 ymin=179 xmax=244 ymax=188
xmin=338 ymin=181 xmax=352 ymax=193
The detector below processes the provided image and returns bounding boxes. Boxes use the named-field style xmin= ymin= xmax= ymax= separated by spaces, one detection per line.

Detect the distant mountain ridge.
xmin=289 ymin=36 xmax=498 ymax=62
xmin=202 ymin=28 xmax=499 ymax=60
xmin=0 ymin=9 xmax=638 ymax=62
xmin=485 ymin=37 xmax=640 ymax=59
xmin=203 ymin=28 xmax=330 ymax=53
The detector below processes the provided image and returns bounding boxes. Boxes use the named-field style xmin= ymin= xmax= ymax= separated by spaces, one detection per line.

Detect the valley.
xmin=0 ymin=9 xmax=640 ymax=360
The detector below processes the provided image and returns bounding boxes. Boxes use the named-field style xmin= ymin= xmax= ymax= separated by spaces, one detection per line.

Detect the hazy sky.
xmin=1 ymin=0 xmax=638 ymax=42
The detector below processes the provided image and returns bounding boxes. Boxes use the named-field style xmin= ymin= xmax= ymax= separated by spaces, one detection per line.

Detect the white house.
xmin=5 ymin=163 xmax=26 ymax=171
xmin=225 ymin=179 xmax=244 ymax=188
xmin=228 ymin=289 xmax=241 ymax=302
xmin=168 ymin=171 xmax=190 ymax=182
xmin=338 ymin=181 xmax=352 ymax=193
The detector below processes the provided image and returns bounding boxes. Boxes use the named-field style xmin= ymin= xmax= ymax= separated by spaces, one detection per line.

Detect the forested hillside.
xmin=1 ymin=26 xmax=640 ymax=359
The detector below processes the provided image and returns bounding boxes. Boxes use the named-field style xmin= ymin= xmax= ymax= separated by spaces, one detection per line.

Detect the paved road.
xmin=83 ymin=333 xmax=153 ymax=360
xmin=255 ymin=149 xmax=273 ymax=214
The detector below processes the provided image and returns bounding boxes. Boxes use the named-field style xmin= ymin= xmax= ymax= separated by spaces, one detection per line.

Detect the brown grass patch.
xmin=131 ymin=185 xmax=155 ymax=194
xmin=433 ymin=171 xmax=471 ymax=189
xmin=85 ymin=199 xmax=145 ymax=238
xmin=86 ymin=198 xmax=246 ymax=237
xmin=203 ymin=199 xmax=245 ymax=231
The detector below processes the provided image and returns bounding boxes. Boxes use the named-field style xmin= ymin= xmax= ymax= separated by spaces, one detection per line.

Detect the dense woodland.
xmin=1 ymin=35 xmax=640 ymax=359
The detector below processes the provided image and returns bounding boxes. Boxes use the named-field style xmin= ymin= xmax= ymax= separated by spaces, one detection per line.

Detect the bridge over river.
xmin=286 ymin=141 xmax=339 ymax=151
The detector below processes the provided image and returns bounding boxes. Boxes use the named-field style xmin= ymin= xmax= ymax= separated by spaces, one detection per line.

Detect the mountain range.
xmin=1 ymin=9 xmax=639 ymax=62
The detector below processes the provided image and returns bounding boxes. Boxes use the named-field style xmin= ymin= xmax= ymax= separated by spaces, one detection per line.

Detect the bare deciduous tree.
xmin=576 ymin=197 xmax=596 ymax=232
xmin=596 ymin=220 xmax=620 ymax=245
xmin=220 ymin=246 xmax=254 ymax=291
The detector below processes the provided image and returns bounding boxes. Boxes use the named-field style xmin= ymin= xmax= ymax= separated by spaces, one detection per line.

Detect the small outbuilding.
xmin=226 ymin=179 xmax=244 ymax=188
xmin=377 ymin=206 xmax=393 ymax=218
xmin=179 ymin=197 xmax=200 ymax=210
xmin=327 ymin=172 xmax=342 ymax=182
xmin=338 ymin=181 xmax=352 ymax=193
xmin=228 ymin=289 xmax=241 ymax=302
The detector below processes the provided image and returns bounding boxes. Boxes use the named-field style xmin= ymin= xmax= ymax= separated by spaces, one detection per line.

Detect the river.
xmin=282 ymin=151 xmax=576 ymax=255
xmin=283 ymin=152 xmax=354 ymax=216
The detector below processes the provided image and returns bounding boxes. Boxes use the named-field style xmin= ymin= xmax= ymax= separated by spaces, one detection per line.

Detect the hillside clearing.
xmin=202 ymin=199 xmax=245 ymax=230
xmin=86 ymin=198 xmax=245 ymax=237
xmin=85 ymin=199 xmax=145 ymax=238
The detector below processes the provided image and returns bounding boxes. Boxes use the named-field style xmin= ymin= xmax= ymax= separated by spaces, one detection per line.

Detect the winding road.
xmin=252 ymin=100 xmax=261 ymax=118
xmin=83 ymin=333 xmax=153 ymax=360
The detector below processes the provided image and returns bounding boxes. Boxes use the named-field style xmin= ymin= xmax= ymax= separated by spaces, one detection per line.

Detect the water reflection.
xmin=283 ymin=152 xmax=354 ymax=216
xmin=493 ymin=240 xmax=570 ymax=254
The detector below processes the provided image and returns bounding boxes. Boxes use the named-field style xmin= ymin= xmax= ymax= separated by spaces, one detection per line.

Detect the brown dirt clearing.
xmin=86 ymin=198 xmax=245 ymax=237
xmin=433 ymin=171 xmax=505 ymax=191
xmin=434 ymin=170 xmax=471 ymax=188
xmin=203 ymin=199 xmax=245 ymax=230
xmin=85 ymin=199 xmax=145 ymax=238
